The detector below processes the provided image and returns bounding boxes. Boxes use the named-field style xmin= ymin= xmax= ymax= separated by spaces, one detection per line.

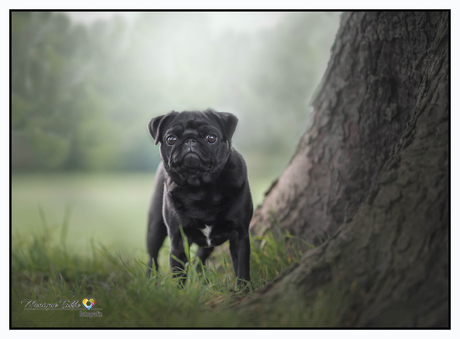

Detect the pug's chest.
xmin=170 ymin=189 xmax=227 ymax=218
xmin=167 ymin=190 xmax=235 ymax=247
xmin=186 ymin=224 xmax=235 ymax=248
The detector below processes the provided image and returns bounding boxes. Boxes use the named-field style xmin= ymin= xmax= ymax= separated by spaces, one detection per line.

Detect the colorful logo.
xmin=82 ymin=298 xmax=95 ymax=310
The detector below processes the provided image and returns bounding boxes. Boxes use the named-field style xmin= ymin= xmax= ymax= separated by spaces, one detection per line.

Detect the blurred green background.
xmin=12 ymin=11 xmax=341 ymax=256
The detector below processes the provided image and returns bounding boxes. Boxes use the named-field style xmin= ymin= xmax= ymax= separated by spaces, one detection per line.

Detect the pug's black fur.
xmin=146 ymin=109 xmax=253 ymax=287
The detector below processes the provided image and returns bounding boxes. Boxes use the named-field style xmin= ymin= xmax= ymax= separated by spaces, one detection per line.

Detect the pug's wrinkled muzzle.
xmin=182 ymin=153 xmax=201 ymax=170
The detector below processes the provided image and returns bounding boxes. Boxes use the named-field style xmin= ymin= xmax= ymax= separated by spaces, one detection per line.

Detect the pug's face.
xmin=148 ymin=109 xmax=238 ymax=186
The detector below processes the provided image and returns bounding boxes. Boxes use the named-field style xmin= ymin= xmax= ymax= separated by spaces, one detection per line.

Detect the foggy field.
xmin=12 ymin=172 xmax=272 ymax=256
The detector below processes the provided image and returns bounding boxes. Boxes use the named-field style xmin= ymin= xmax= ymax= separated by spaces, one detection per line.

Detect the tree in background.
xmin=244 ymin=11 xmax=448 ymax=327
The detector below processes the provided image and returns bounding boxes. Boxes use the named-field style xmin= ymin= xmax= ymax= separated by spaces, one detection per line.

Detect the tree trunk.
xmin=243 ymin=11 xmax=449 ymax=327
xmin=250 ymin=12 xmax=448 ymax=245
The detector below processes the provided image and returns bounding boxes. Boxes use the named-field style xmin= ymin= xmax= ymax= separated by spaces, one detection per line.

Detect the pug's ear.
xmin=211 ymin=111 xmax=239 ymax=141
xmin=148 ymin=111 xmax=177 ymax=145
xmin=148 ymin=115 xmax=165 ymax=145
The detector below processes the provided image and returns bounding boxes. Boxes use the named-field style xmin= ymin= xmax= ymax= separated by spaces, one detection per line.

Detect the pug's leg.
xmin=229 ymin=224 xmax=251 ymax=289
xmin=229 ymin=237 xmax=239 ymax=277
xmin=146 ymin=165 xmax=168 ymax=278
xmin=195 ymin=247 xmax=214 ymax=273
xmin=196 ymin=247 xmax=214 ymax=265
xmin=230 ymin=232 xmax=251 ymax=289
xmin=146 ymin=218 xmax=167 ymax=277
xmin=236 ymin=235 xmax=251 ymax=287
xmin=169 ymin=233 xmax=189 ymax=287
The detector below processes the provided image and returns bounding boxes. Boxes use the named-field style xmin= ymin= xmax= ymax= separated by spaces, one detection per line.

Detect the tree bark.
xmin=243 ymin=11 xmax=449 ymax=327
xmin=250 ymin=12 xmax=447 ymax=245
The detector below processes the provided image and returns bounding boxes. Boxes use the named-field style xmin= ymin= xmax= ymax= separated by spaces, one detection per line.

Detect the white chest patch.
xmin=200 ymin=225 xmax=213 ymax=246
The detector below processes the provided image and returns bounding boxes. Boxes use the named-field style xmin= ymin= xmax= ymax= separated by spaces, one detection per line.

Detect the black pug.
xmin=146 ymin=109 xmax=253 ymax=288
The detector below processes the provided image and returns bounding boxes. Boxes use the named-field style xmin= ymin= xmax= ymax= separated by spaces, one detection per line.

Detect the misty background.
xmin=12 ymin=11 xmax=341 ymax=253
xmin=12 ymin=11 xmax=340 ymax=175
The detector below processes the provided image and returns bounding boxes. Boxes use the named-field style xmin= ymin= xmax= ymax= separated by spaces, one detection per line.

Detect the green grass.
xmin=13 ymin=172 xmax=316 ymax=327
xmin=11 ymin=173 xmax=355 ymax=328
xmin=12 ymin=211 xmax=309 ymax=327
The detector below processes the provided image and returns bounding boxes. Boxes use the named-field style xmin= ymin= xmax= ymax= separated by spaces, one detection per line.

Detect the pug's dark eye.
xmin=205 ymin=134 xmax=217 ymax=144
xmin=166 ymin=136 xmax=177 ymax=145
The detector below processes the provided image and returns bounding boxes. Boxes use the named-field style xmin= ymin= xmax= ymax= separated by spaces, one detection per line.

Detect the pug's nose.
xmin=185 ymin=138 xmax=197 ymax=151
